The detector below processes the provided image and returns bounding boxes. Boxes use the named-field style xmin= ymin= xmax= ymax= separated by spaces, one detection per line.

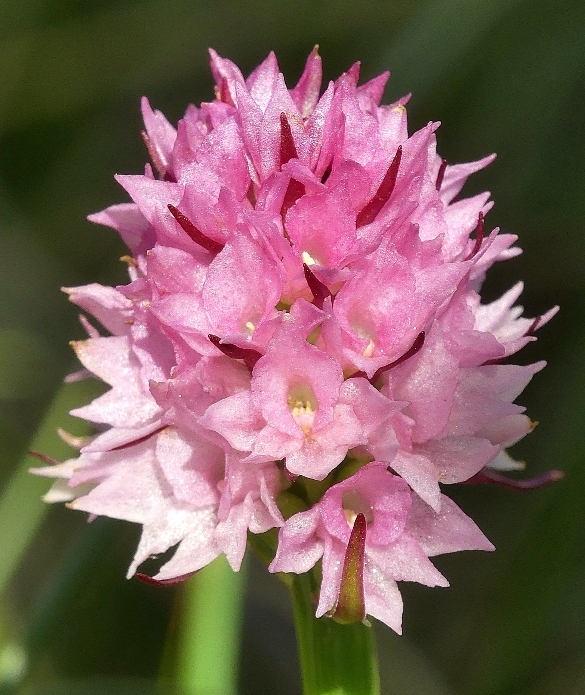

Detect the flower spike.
xmin=35 ymin=49 xmax=556 ymax=636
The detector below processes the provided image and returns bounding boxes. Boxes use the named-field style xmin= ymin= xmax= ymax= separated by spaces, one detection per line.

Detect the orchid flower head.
xmin=32 ymin=47 xmax=558 ymax=633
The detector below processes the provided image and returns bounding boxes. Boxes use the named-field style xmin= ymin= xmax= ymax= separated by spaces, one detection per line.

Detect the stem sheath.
xmin=290 ymin=571 xmax=380 ymax=695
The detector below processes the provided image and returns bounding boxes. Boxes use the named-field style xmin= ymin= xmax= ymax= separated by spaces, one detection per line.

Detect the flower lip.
xmin=251 ymin=299 xmax=344 ymax=436
xmin=320 ymin=463 xmax=411 ymax=546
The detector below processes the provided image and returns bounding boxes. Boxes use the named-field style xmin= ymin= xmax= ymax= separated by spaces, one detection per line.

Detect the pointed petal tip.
xmin=134 ymin=570 xmax=198 ymax=586
xmin=466 ymin=467 xmax=565 ymax=491
xmin=28 ymin=450 xmax=61 ymax=467
xmin=57 ymin=427 xmax=91 ymax=449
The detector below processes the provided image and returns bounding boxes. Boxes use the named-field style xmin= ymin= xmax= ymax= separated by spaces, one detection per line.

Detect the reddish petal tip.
xmin=28 ymin=451 xmax=61 ymax=466
xmin=167 ymin=204 xmax=224 ymax=255
xmin=356 ymin=146 xmax=402 ymax=228
xmin=436 ymin=158 xmax=448 ymax=191
xmin=279 ymin=113 xmax=299 ymax=166
xmin=303 ymin=263 xmax=331 ymax=309
xmin=463 ymin=212 xmax=485 ymax=261
xmin=135 ymin=571 xmax=197 ymax=586
xmin=465 ymin=467 xmax=565 ymax=490
xmin=208 ymin=335 xmax=263 ymax=372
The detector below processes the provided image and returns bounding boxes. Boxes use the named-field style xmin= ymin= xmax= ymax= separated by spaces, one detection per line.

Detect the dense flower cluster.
xmin=34 ymin=49 xmax=556 ymax=632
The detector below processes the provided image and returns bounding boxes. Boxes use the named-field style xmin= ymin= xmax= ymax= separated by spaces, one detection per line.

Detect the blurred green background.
xmin=1 ymin=0 xmax=584 ymax=693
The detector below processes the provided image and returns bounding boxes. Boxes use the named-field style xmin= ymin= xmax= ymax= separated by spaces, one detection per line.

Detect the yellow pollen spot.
xmin=302 ymin=250 xmax=318 ymax=266
xmin=392 ymin=104 xmax=406 ymax=114
xmin=287 ymin=386 xmax=318 ymax=434
xmin=288 ymin=397 xmax=316 ymax=434
xmin=245 ymin=321 xmax=255 ymax=333
xmin=362 ymin=339 xmax=375 ymax=358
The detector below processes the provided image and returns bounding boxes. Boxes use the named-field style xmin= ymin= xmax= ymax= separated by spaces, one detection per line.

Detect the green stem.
xmin=0 ymin=380 xmax=100 ymax=692
xmin=290 ymin=571 xmax=380 ymax=695
xmin=0 ymin=379 xmax=98 ymax=597
xmin=176 ymin=555 xmax=246 ymax=695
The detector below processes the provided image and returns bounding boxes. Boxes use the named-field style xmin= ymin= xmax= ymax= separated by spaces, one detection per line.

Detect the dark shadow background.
xmin=1 ymin=0 xmax=584 ymax=693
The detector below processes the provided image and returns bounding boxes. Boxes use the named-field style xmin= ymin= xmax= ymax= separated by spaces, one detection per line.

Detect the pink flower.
xmin=269 ymin=462 xmax=493 ymax=633
xmin=33 ymin=48 xmax=557 ymax=632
